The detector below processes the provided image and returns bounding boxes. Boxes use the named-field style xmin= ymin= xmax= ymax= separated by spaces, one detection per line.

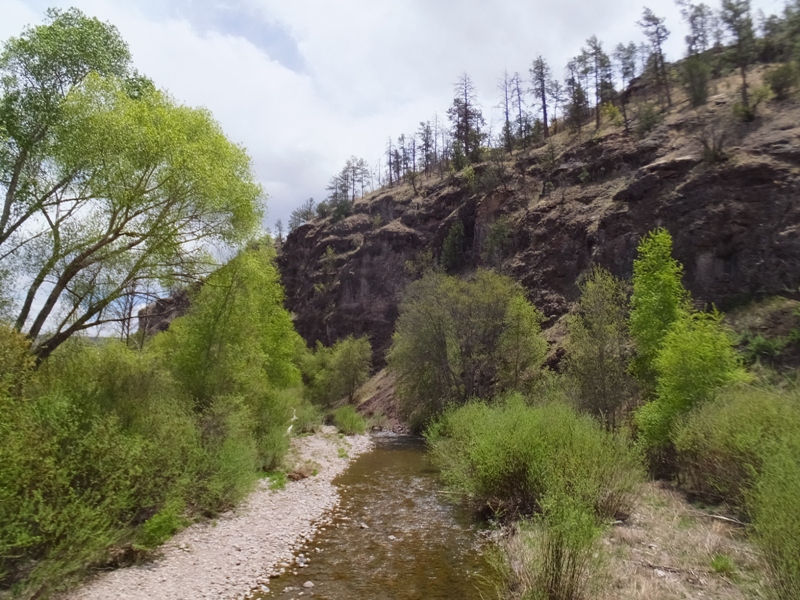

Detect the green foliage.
xmin=636 ymin=311 xmax=747 ymax=451
xmin=600 ymin=102 xmax=623 ymax=127
xmin=669 ymin=382 xmax=800 ymax=599
xmin=156 ymin=244 xmax=302 ymax=470
xmin=440 ymin=220 xmax=466 ymax=272
xmin=1 ymin=10 xmax=262 ymax=359
xmin=524 ymin=499 xmax=603 ymax=600
xmin=388 ymin=270 xmax=547 ymax=428
xmin=765 ymin=62 xmax=797 ymax=100
xmin=711 ymin=553 xmax=736 ymax=577
xmin=565 ymin=267 xmax=636 ymax=430
xmin=303 ymin=336 xmax=372 ymax=406
xmin=629 ymin=229 xmax=690 ymax=390
xmin=749 ymin=444 xmax=800 ymax=599
xmin=426 ymin=397 xmax=642 ymax=520
xmin=481 ymin=218 xmax=513 ymax=267
xmin=0 ymin=241 xmax=308 ymax=593
xmin=673 ymin=385 xmax=800 ymax=507
xmin=682 ymin=55 xmax=711 ymax=107
xmin=635 ymin=102 xmax=663 ymax=138
xmin=137 ymin=500 xmax=185 ymax=549
xmin=429 ymin=397 xmax=642 ymax=599
xmin=332 ymin=405 xmax=367 ymax=435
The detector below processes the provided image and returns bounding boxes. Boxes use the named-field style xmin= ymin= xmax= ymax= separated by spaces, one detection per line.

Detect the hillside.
xmin=278 ymin=67 xmax=800 ymax=366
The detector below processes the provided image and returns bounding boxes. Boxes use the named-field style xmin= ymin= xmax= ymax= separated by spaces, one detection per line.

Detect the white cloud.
xmin=5 ymin=0 xmax=786 ymax=229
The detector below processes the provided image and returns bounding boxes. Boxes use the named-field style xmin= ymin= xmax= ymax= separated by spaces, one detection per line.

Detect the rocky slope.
xmin=278 ymin=75 xmax=800 ymax=365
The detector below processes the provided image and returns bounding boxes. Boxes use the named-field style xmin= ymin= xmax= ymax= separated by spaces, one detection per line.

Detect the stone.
xmin=303 ymin=581 xmax=315 ymax=588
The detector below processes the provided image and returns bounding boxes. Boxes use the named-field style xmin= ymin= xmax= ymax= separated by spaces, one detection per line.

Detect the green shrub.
xmin=332 ymin=405 xmax=366 ymax=435
xmin=481 ymin=218 xmax=513 ymax=267
xmin=682 ymin=55 xmax=711 ymax=107
xmin=137 ymin=499 xmax=186 ymax=549
xmin=426 ymin=397 xmax=642 ymax=520
xmin=629 ymin=229 xmax=690 ymax=390
xmin=528 ymin=498 xmax=603 ymax=600
xmin=428 ymin=398 xmax=641 ymax=599
xmin=673 ymin=385 xmax=800 ymax=508
xmin=636 ymin=311 xmax=747 ymax=452
xmin=636 ymin=103 xmax=662 ymax=138
xmin=765 ymin=62 xmax=797 ymax=100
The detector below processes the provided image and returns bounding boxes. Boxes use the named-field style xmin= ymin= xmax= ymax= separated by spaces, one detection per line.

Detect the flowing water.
xmin=253 ymin=433 xmax=495 ymax=600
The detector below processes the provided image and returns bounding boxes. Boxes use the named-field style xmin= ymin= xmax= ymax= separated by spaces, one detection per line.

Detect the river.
xmin=252 ymin=433 xmax=495 ymax=600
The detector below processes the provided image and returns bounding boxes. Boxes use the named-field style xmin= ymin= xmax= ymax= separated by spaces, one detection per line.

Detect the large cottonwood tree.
xmin=0 ymin=9 xmax=262 ymax=359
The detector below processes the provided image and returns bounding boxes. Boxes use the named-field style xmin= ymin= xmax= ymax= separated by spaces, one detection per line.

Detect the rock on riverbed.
xmin=68 ymin=428 xmax=372 ymax=600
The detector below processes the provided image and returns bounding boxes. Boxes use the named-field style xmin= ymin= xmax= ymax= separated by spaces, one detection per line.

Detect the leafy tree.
xmin=158 ymin=243 xmax=302 ymax=409
xmin=1 ymin=9 xmax=262 ymax=360
xmin=639 ymin=8 xmax=673 ymax=107
xmin=303 ymin=336 xmax=372 ymax=405
xmin=720 ymin=0 xmax=757 ymax=109
xmin=387 ymin=270 xmax=546 ymax=427
xmin=629 ymin=229 xmax=690 ymax=390
xmin=565 ymin=266 xmax=636 ymax=430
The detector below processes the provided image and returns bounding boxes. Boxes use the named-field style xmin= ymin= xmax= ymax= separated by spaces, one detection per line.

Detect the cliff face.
xmin=278 ymin=92 xmax=800 ymax=364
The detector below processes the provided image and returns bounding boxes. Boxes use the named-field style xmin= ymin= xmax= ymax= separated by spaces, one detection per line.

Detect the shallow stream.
xmin=254 ymin=433 xmax=494 ymax=600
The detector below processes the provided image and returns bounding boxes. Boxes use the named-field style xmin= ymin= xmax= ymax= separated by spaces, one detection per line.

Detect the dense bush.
xmin=426 ymin=397 xmax=642 ymax=520
xmin=388 ymin=270 xmax=547 ymax=428
xmin=765 ymin=62 xmax=797 ymax=100
xmin=0 ymin=245 xmax=306 ymax=596
xmin=671 ymin=383 xmax=800 ymax=598
xmin=749 ymin=444 xmax=800 ymax=599
xmin=303 ymin=336 xmax=372 ymax=406
xmin=673 ymin=385 xmax=800 ymax=507
xmin=332 ymin=405 xmax=367 ymax=435
xmin=428 ymin=397 xmax=642 ymax=599
xmin=635 ymin=311 xmax=747 ymax=451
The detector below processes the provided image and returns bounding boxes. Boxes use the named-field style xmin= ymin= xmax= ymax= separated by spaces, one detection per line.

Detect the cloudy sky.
xmin=2 ymin=0 xmax=786 ymax=231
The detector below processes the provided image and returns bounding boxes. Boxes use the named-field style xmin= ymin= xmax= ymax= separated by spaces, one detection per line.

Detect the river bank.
xmin=67 ymin=428 xmax=372 ymax=600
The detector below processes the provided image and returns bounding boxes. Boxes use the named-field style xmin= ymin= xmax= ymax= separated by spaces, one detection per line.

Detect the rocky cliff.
xmin=278 ymin=82 xmax=800 ymax=365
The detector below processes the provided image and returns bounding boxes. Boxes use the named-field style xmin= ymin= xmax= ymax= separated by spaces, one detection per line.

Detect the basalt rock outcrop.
xmin=278 ymin=95 xmax=800 ymax=365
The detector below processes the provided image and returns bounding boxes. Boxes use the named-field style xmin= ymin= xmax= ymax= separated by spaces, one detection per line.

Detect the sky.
xmin=1 ymin=0 xmax=787 ymax=231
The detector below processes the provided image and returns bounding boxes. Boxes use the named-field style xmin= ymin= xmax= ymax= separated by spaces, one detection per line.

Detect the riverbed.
xmin=253 ymin=434 xmax=494 ymax=600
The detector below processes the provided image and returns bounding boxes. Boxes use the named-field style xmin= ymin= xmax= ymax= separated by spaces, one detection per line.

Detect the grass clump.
xmin=332 ymin=405 xmax=366 ymax=435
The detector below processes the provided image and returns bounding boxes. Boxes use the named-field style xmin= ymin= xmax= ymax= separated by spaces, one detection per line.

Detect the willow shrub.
xmin=428 ymin=397 xmax=642 ymax=600
xmin=332 ymin=405 xmax=367 ymax=435
xmin=672 ymin=384 xmax=800 ymax=599
xmin=426 ymin=397 xmax=642 ymax=521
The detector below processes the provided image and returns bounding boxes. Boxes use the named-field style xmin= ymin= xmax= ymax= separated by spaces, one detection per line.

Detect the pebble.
xmin=66 ymin=430 xmax=373 ymax=600
xmin=303 ymin=581 xmax=315 ymax=589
